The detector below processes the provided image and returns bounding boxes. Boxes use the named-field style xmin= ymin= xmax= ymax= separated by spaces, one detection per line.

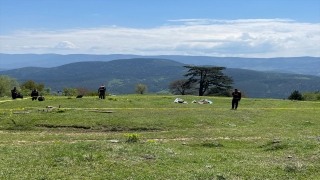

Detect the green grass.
xmin=0 ymin=95 xmax=319 ymax=179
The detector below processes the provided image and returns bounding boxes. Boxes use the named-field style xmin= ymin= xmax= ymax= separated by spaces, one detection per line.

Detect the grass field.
xmin=0 ymin=95 xmax=319 ymax=179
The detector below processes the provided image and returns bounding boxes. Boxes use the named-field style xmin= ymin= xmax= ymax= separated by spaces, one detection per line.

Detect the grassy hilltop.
xmin=0 ymin=95 xmax=319 ymax=179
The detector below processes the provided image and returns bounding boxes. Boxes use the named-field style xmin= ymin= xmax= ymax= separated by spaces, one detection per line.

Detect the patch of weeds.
xmin=7 ymin=124 xmax=31 ymax=130
xmin=302 ymin=121 xmax=314 ymax=126
xmin=56 ymin=109 xmax=66 ymax=113
xmin=124 ymin=133 xmax=140 ymax=143
xmin=200 ymin=140 xmax=224 ymax=148
xmin=6 ymin=118 xmax=33 ymax=130
xmin=129 ymin=126 xmax=161 ymax=131
xmin=108 ymin=97 xmax=117 ymax=101
xmin=35 ymin=124 xmax=91 ymax=129
xmin=147 ymin=139 xmax=156 ymax=143
xmin=216 ymin=175 xmax=227 ymax=180
xmin=83 ymin=153 xmax=94 ymax=161
xmin=110 ymin=126 xmax=123 ymax=131
xmin=260 ymin=139 xmax=288 ymax=151
xmin=284 ymin=164 xmax=298 ymax=173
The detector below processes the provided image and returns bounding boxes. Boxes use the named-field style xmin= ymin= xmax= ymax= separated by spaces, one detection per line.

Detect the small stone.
xmin=109 ymin=140 xmax=119 ymax=143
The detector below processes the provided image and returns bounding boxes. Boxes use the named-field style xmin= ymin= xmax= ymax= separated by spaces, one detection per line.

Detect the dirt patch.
xmin=36 ymin=124 xmax=91 ymax=129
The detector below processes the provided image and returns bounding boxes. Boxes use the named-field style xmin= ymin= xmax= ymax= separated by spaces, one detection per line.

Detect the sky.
xmin=0 ymin=0 xmax=320 ymax=58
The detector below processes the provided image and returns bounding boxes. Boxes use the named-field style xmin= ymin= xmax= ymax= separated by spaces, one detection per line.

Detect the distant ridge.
xmin=1 ymin=58 xmax=319 ymax=98
xmin=0 ymin=53 xmax=319 ymax=76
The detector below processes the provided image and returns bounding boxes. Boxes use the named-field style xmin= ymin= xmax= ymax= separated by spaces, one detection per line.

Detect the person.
xmin=98 ymin=84 xmax=106 ymax=99
xmin=31 ymin=88 xmax=39 ymax=101
xmin=38 ymin=95 xmax=45 ymax=101
xmin=11 ymin=87 xmax=18 ymax=99
xmin=231 ymin=89 xmax=241 ymax=110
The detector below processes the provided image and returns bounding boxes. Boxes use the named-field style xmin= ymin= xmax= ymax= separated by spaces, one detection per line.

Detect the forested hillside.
xmin=1 ymin=58 xmax=319 ymax=98
xmin=1 ymin=53 xmax=319 ymax=76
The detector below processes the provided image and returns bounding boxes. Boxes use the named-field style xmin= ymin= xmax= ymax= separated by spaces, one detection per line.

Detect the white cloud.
xmin=0 ymin=19 xmax=319 ymax=57
xmin=54 ymin=41 xmax=76 ymax=49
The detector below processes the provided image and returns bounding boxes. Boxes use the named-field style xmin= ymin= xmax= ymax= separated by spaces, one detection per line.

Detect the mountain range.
xmin=1 ymin=54 xmax=319 ymax=76
xmin=1 ymin=57 xmax=319 ymax=98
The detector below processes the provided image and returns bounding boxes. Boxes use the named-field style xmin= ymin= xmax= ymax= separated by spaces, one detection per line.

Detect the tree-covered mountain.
xmin=1 ymin=53 xmax=319 ymax=76
xmin=1 ymin=58 xmax=319 ymax=98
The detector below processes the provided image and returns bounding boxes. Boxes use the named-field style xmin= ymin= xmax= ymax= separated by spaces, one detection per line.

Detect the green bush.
xmin=124 ymin=133 xmax=140 ymax=143
xmin=288 ymin=90 xmax=303 ymax=100
xmin=302 ymin=91 xmax=320 ymax=101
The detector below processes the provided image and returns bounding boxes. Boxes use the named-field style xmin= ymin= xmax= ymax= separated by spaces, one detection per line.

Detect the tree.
xmin=288 ymin=90 xmax=303 ymax=100
xmin=20 ymin=80 xmax=44 ymax=91
xmin=302 ymin=91 xmax=320 ymax=101
xmin=0 ymin=75 xmax=19 ymax=97
xmin=76 ymin=87 xmax=91 ymax=96
xmin=44 ymin=87 xmax=51 ymax=95
xmin=135 ymin=84 xmax=148 ymax=94
xmin=183 ymin=66 xmax=233 ymax=96
xmin=63 ymin=87 xmax=78 ymax=98
xmin=168 ymin=79 xmax=196 ymax=95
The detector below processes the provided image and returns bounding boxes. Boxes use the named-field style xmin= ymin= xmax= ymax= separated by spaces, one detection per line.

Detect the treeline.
xmin=0 ymin=75 xmax=150 ymax=98
xmin=0 ymin=75 xmax=94 ymax=97
xmin=2 ymin=69 xmax=320 ymax=101
xmin=288 ymin=90 xmax=320 ymax=101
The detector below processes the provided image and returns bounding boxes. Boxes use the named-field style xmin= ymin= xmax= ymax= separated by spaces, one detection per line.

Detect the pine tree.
xmin=183 ymin=66 xmax=233 ymax=96
xmin=288 ymin=90 xmax=303 ymax=100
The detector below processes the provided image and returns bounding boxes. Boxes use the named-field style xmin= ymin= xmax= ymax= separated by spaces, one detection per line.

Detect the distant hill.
xmin=1 ymin=53 xmax=319 ymax=76
xmin=1 ymin=58 xmax=319 ymax=98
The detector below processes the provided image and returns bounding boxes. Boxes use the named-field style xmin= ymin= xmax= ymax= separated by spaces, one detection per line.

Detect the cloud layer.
xmin=1 ymin=19 xmax=319 ymax=57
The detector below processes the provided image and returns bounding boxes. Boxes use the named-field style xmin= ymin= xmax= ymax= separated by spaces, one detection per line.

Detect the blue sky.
xmin=0 ymin=0 xmax=319 ymax=57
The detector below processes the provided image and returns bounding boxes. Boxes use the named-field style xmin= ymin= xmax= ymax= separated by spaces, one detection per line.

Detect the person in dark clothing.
xmin=231 ymin=89 xmax=241 ymax=110
xmin=38 ymin=95 xmax=45 ymax=101
xmin=98 ymin=85 xmax=106 ymax=99
xmin=31 ymin=88 xmax=39 ymax=101
xmin=11 ymin=87 xmax=18 ymax=99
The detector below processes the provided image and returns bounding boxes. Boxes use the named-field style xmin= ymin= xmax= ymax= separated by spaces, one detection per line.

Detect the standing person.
xmin=31 ymin=88 xmax=39 ymax=101
xmin=231 ymin=89 xmax=241 ymax=110
xmin=98 ymin=84 xmax=106 ymax=99
xmin=11 ymin=87 xmax=18 ymax=99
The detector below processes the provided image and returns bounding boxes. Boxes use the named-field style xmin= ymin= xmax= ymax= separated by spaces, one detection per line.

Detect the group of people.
xmin=10 ymin=86 xmax=241 ymax=109
xmin=11 ymin=87 xmax=44 ymax=101
xmin=30 ymin=88 xmax=45 ymax=101
xmin=10 ymin=85 xmax=107 ymax=100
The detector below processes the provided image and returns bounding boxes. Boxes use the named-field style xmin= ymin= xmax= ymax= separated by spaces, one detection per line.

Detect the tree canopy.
xmin=288 ymin=90 xmax=303 ymax=100
xmin=135 ymin=84 xmax=148 ymax=94
xmin=20 ymin=80 xmax=44 ymax=91
xmin=0 ymin=75 xmax=19 ymax=97
xmin=168 ymin=79 xmax=196 ymax=95
xmin=183 ymin=66 xmax=233 ymax=96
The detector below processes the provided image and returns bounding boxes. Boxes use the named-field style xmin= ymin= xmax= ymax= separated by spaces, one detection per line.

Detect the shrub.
xmin=288 ymin=90 xmax=303 ymax=100
xmin=124 ymin=133 xmax=140 ymax=143
xmin=135 ymin=84 xmax=147 ymax=94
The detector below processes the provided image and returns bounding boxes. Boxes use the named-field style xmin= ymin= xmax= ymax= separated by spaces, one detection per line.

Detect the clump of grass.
xmin=284 ymin=164 xmax=298 ymax=173
xmin=200 ymin=140 xmax=223 ymax=148
xmin=108 ymin=97 xmax=117 ymax=101
xmin=124 ymin=133 xmax=140 ymax=143
xmin=56 ymin=109 xmax=66 ymax=113
xmin=260 ymin=139 xmax=288 ymax=151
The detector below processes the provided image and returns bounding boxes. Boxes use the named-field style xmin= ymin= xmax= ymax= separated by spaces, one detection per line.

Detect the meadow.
xmin=0 ymin=95 xmax=319 ymax=180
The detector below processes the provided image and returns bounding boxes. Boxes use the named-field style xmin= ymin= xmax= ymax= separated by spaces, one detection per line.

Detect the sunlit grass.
xmin=0 ymin=95 xmax=319 ymax=179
